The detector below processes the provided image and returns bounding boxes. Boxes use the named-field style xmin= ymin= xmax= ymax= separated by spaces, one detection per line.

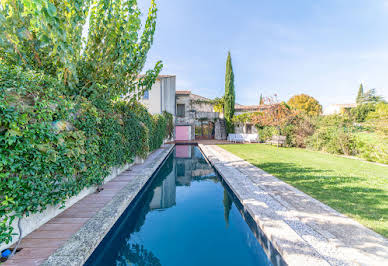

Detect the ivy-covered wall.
xmin=0 ymin=66 xmax=173 ymax=246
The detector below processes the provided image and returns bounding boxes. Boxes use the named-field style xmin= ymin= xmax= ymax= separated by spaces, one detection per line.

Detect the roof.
xmin=137 ymin=74 xmax=176 ymax=79
xmin=328 ymin=103 xmax=357 ymax=108
xmin=156 ymin=75 xmax=176 ymax=78
xmin=176 ymin=90 xmax=191 ymax=95
xmin=235 ymin=104 xmax=261 ymax=110
xmin=191 ymin=93 xmax=212 ymax=101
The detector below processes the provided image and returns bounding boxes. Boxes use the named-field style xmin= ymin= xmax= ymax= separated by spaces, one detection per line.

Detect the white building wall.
xmin=162 ymin=76 xmax=176 ymax=115
xmin=139 ymin=76 xmax=176 ymax=116
xmin=139 ymin=80 xmax=161 ymax=114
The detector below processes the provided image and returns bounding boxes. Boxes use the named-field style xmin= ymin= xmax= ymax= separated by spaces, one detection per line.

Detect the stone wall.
xmin=234 ymin=123 xmax=258 ymax=134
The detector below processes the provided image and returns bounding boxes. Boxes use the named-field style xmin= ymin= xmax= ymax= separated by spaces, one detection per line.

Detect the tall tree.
xmin=224 ymin=51 xmax=235 ymax=132
xmin=362 ymin=88 xmax=385 ymax=103
xmin=356 ymin=83 xmax=364 ymax=104
xmin=259 ymin=93 xmax=264 ymax=105
xmin=223 ymin=189 xmax=233 ymax=227
xmin=0 ymin=0 xmax=162 ymax=100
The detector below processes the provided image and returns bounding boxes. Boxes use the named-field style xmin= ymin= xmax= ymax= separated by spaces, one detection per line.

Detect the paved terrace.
xmin=200 ymin=144 xmax=388 ymax=266
xmin=4 ymin=145 xmax=174 ymax=266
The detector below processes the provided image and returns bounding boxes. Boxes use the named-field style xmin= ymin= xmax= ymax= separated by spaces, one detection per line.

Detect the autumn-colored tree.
xmin=287 ymin=94 xmax=322 ymax=116
xmin=252 ymin=95 xmax=297 ymax=128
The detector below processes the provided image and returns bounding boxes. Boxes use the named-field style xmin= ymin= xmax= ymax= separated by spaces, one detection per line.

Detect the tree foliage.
xmin=212 ymin=97 xmax=224 ymax=113
xmin=0 ymin=0 xmax=168 ymax=247
xmin=360 ymin=89 xmax=385 ymax=104
xmin=287 ymin=94 xmax=322 ymax=116
xmin=350 ymin=103 xmax=376 ymax=122
xmin=259 ymin=93 xmax=264 ymax=105
xmin=224 ymin=51 xmax=235 ymax=132
xmin=0 ymin=0 xmax=162 ymax=100
xmin=366 ymin=102 xmax=388 ymax=135
xmin=356 ymin=83 xmax=364 ymax=104
xmin=252 ymin=95 xmax=296 ymax=128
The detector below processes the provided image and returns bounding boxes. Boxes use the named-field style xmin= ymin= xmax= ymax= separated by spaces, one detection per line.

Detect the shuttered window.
xmin=177 ymin=104 xmax=185 ymax=117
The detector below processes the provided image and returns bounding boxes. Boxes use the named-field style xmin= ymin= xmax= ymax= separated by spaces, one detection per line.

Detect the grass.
xmin=218 ymin=143 xmax=388 ymax=238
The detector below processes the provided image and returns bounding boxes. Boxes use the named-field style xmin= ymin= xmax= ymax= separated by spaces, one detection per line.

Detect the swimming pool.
xmin=85 ymin=145 xmax=275 ymax=266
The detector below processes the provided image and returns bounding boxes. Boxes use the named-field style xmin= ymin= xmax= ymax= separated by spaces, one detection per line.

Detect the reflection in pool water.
xmin=85 ymin=145 xmax=272 ymax=266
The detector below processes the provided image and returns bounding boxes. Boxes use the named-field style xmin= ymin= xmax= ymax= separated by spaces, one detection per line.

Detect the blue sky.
xmin=139 ymin=0 xmax=388 ymax=107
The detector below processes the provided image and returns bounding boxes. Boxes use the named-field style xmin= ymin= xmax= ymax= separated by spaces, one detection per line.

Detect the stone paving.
xmin=199 ymin=144 xmax=388 ymax=266
xmin=4 ymin=144 xmax=173 ymax=266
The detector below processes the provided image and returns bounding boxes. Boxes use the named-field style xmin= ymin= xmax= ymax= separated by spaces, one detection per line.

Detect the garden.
xmin=233 ymin=92 xmax=388 ymax=164
xmin=219 ymin=87 xmax=388 ymax=238
xmin=220 ymin=143 xmax=388 ymax=238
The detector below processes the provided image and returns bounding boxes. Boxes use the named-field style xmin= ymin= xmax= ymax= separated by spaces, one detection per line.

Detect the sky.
xmin=138 ymin=0 xmax=388 ymax=108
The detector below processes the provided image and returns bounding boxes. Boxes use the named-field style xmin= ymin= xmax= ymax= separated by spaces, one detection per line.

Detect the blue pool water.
xmin=85 ymin=145 xmax=273 ymax=266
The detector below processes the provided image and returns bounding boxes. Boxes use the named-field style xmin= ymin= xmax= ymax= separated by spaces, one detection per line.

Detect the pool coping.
xmin=39 ymin=144 xmax=174 ymax=266
xmin=199 ymin=144 xmax=388 ymax=266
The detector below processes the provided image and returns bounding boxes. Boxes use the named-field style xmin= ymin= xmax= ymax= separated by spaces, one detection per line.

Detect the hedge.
xmin=0 ymin=66 xmax=173 ymax=245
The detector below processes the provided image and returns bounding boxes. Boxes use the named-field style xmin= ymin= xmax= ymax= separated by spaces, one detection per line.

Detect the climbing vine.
xmin=0 ymin=66 xmax=172 ymax=245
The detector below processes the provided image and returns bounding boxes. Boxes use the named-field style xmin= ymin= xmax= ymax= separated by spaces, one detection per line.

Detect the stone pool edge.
xmin=41 ymin=144 xmax=174 ymax=266
xmin=198 ymin=144 xmax=324 ymax=266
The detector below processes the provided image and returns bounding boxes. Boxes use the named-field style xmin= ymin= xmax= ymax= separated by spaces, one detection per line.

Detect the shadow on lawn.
xmin=252 ymin=162 xmax=388 ymax=238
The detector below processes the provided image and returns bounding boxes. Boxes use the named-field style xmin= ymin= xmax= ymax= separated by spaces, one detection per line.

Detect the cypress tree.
xmin=224 ymin=51 xmax=235 ymax=132
xmin=259 ymin=93 xmax=264 ymax=105
xmin=356 ymin=83 xmax=364 ymax=104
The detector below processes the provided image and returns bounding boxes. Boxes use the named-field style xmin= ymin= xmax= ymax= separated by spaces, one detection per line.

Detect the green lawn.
xmin=218 ymin=144 xmax=388 ymax=238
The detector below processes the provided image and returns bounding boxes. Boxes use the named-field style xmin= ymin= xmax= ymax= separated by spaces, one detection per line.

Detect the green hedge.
xmin=0 ymin=66 xmax=173 ymax=245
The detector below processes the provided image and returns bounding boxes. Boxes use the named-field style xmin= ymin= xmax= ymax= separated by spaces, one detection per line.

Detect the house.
xmin=138 ymin=75 xmax=176 ymax=116
xmin=323 ymin=103 xmax=357 ymax=115
xmin=234 ymin=104 xmax=271 ymax=134
xmin=134 ymin=76 xmax=260 ymax=141
xmin=235 ymin=104 xmax=261 ymax=116
xmin=175 ymin=90 xmax=225 ymax=141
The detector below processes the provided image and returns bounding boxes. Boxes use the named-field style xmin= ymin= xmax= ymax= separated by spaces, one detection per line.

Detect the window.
xmin=177 ymin=104 xmax=185 ymax=117
xmin=246 ymin=124 xmax=252 ymax=134
xmin=143 ymin=90 xmax=149 ymax=100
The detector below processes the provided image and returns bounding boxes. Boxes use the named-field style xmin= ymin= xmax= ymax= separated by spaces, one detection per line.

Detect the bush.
xmin=281 ymin=114 xmax=315 ymax=148
xmin=350 ymin=103 xmax=376 ymax=122
xmin=0 ymin=66 xmax=172 ymax=245
xmin=365 ymin=102 xmax=388 ymax=135
xmin=306 ymin=115 xmax=357 ymax=155
xmin=307 ymin=127 xmax=357 ymax=155
xmin=163 ymin=111 xmax=174 ymax=139
xmin=257 ymin=126 xmax=278 ymax=142
xmin=355 ymin=133 xmax=388 ymax=164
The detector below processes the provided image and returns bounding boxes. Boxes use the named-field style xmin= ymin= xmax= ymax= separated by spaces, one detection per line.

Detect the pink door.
xmin=175 ymin=126 xmax=190 ymax=141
